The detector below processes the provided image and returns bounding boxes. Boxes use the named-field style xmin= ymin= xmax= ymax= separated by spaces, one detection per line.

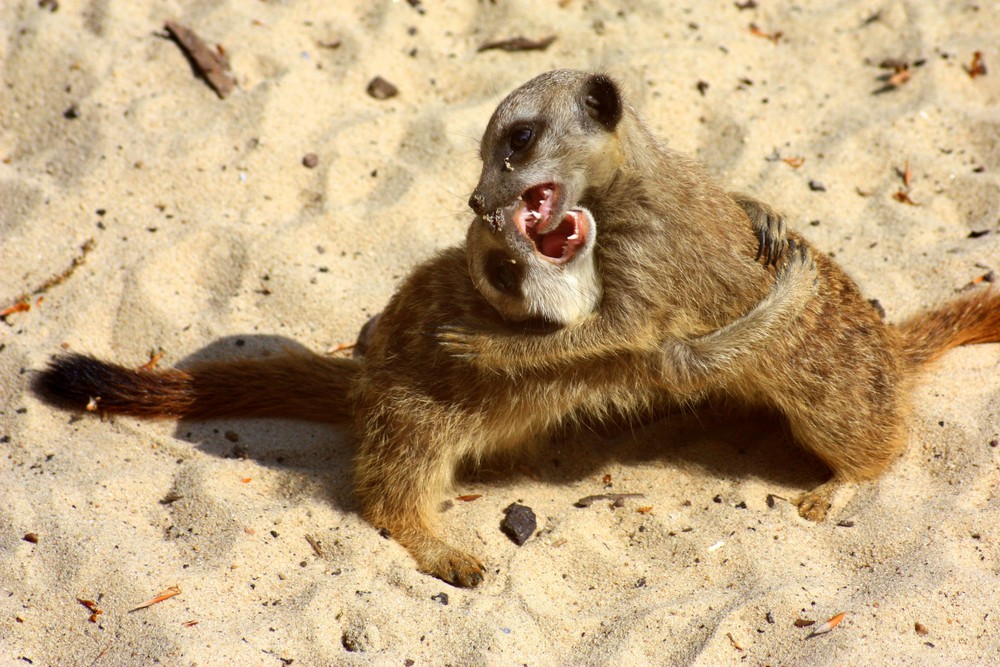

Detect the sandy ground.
xmin=2 ymin=1 xmax=999 ymax=665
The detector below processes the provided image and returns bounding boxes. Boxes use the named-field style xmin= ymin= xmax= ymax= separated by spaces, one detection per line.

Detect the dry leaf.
xmin=0 ymin=302 xmax=30 ymax=317
xmin=140 ymin=352 xmax=164 ymax=371
xmin=887 ymin=68 xmax=912 ymax=87
xmin=808 ymin=611 xmax=846 ymax=637
xmin=749 ymin=23 xmax=782 ymax=43
xmin=966 ymin=51 xmax=987 ymax=79
xmin=77 ymin=598 xmax=103 ymax=623
xmin=478 ymin=35 xmax=557 ymax=53
xmin=164 ymin=21 xmax=236 ymax=98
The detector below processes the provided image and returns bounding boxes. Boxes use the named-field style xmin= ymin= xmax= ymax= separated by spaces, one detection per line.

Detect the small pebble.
xmin=367 ymin=76 xmax=398 ymax=100
xmin=431 ymin=592 xmax=449 ymax=605
xmin=809 ymin=180 xmax=827 ymax=192
xmin=302 ymin=153 xmax=319 ymax=168
xmin=501 ymin=503 xmax=537 ymax=545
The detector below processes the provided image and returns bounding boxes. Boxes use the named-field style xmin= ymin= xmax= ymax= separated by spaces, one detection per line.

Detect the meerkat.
xmin=36 ymin=190 xmax=809 ymax=588
xmin=450 ymin=69 xmax=1000 ymax=523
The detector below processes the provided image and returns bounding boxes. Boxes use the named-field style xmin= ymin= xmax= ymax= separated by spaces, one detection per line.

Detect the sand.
xmin=2 ymin=1 xmax=999 ymax=664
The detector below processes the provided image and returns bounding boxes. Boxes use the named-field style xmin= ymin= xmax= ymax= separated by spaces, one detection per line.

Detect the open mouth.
xmin=513 ymin=183 xmax=588 ymax=264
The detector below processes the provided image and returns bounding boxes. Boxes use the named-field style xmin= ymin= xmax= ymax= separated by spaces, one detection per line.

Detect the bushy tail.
xmin=895 ymin=289 xmax=1000 ymax=369
xmin=34 ymin=352 xmax=360 ymax=423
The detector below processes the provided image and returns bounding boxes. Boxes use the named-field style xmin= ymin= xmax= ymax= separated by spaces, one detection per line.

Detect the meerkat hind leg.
xmin=390 ymin=522 xmax=486 ymax=587
xmin=786 ymin=414 xmax=905 ymax=523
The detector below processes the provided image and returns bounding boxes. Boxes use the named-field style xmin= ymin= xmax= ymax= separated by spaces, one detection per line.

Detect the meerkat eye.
xmin=508 ymin=125 xmax=534 ymax=152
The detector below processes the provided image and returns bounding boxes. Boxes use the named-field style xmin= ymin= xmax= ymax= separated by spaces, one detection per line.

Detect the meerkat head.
xmin=467 ymin=70 xmax=625 ymax=248
xmin=466 ymin=205 xmax=601 ymax=327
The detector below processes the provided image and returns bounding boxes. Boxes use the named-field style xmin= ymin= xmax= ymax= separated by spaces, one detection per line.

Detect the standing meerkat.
xmin=451 ymin=69 xmax=1000 ymax=522
xmin=35 ymin=193 xmax=810 ymax=587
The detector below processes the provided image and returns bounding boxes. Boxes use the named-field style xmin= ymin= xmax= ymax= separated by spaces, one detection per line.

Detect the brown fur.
xmin=33 ymin=70 xmax=1000 ymax=588
xmin=455 ymin=69 xmax=1000 ymax=523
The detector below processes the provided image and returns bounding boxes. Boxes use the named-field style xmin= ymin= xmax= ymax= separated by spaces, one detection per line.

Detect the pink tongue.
xmin=538 ymin=215 xmax=578 ymax=259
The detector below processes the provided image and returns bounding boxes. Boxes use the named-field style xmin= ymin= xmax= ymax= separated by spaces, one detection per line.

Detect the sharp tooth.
xmin=567 ymin=233 xmax=578 ymax=240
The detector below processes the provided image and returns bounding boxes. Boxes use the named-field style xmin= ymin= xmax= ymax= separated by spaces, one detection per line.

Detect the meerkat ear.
xmin=582 ymin=74 xmax=622 ymax=131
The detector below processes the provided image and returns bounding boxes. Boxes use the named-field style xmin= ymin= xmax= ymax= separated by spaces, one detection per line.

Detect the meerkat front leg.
xmin=658 ymin=238 xmax=817 ymax=389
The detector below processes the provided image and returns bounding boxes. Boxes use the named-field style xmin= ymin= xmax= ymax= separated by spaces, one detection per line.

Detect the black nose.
xmin=468 ymin=191 xmax=486 ymax=215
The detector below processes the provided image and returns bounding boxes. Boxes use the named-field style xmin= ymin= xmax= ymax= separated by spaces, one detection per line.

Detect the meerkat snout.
xmin=468 ymin=191 xmax=486 ymax=215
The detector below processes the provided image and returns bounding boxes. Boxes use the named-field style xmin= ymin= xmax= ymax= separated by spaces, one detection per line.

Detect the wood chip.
xmin=794 ymin=618 xmax=815 ymax=628
xmin=456 ymin=494 xmax=482 ymax=502
xmin=130 ymin=586 xmax=181 ymax=612
xmin=915 ymin=622 xmax=929 ymax=636
xmin=783 ymin=156 xmax=805 ymax=168
xmin=478 ymin=35 xmax=557 ymax=53
xmin=165 ymin=21 xmax=236 ymax=99
xmin=727 ymin=632 xmax=744 ymax=651
xmin=574 ymin=493 xmax=645 ymax=508
xmin=23 ymin=533 xmax=39 ymax=544
xmin=305 ymin=534 xmax=324 ymax=558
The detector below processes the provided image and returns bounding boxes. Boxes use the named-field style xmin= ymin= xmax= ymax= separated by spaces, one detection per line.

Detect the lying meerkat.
xmin=453 ymin=69 xmax=1000 ymax=523
xmin=35 ymin=194 xmax=809 ymax=587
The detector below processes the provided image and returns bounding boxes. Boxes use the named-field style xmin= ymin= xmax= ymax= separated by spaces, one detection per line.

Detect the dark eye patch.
xmin=508 ymin=125 xmax=534 ymax=152
xmin=484 ymin=250 xmax=523 ymax=296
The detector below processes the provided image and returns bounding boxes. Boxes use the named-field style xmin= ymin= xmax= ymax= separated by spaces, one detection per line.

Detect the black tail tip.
xmin=32 ymin=353 xmax=119 ymax=411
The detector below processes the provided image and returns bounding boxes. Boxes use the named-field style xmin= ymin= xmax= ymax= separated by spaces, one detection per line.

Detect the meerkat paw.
xmin=780 ymin=239 xmax=819 ymax=287
xmin=794 ymin=480 xmax=838 ymax=522
xmin=434 ymin=325 xmax=484 ymax=362
xmin=419 ymin=545 xmax=486 ymax=588
xmin=734 ymin=193 xmax=787 ymax=267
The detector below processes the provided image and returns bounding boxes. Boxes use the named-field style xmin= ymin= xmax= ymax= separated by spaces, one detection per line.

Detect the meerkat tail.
xmin=34 ymin=353 xmax=359 ymax=422
xmin=894 ymin=290 xmax=1000 ymax=368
